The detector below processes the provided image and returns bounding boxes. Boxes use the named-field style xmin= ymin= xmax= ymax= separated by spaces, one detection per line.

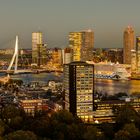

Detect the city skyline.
xmin=1 ymin=0 xmax=140 ymax=49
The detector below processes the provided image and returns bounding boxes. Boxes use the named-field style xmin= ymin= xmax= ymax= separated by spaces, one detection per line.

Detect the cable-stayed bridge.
xmin=0 ymin=36 xmax=33 ymax=74
xmin=0 ymin=36 xmax=63 ymax=75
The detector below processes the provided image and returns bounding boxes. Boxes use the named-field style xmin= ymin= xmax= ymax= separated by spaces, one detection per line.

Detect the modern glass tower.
xmin=69 ymin=32 xmax=82 ymax=61
xmin=81 ymin=30 xmax=94 ymax=61
xmin=32 ymin=32 xmax=43 ymax=65
xmin=69 ymin=30 xmax=94 ymax=62
xmin=64 ymin=61 xmax=94 ymax=122
xmin=123 ymin=26 xmax=135 ymax=64
xmin=32 ymin=32 xmax=47 ymax=66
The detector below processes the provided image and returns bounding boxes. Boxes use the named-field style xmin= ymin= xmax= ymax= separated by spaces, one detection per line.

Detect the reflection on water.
xmin=10 ymin=73 xmax=63 ymax=84
xmin=129 ymin=80 xmax=140 ymax=94
xmin=1 ymin=73 xmax=140 ymax=95
xmin=95 ymin=79 xmax=140 ymax=95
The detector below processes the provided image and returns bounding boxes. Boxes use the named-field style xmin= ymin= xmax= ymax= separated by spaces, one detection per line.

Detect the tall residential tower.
xmin=32 ymin=32 xmax=47 ymax=66
xmin=123 ymin=26 xmax=135 ymax=64
xmin=69 ymin=30 xmax=94 ymax=62
xmin=32 ymin=32 xmax=43 ymax=65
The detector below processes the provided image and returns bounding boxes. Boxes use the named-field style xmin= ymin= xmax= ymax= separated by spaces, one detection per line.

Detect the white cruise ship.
xmin=94 ymin=62 xmax=131 ymax=80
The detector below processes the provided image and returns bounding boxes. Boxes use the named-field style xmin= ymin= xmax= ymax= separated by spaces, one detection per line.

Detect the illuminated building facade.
xmin=69 ymin=30 xmax=94 ymax=62
xmin=107 ymin=49 xmax=123 ymax=64
xmin=64 ymin=61 xmax=94 ymax=122
xmin=69 ymin=32 xmax=82 ymax=61
xmin=32 ymin=32 xmax=47 ymax=66
xmin=131 ymin=50 xmax=137 ymax=72
xmin=136 ymin=36 xmax=140 ymax=72
xmin=92 ymin=48 xmax=123 ymax=64
xmin=51 ymin=48 xmax=62 ymax=66
xmin=62 ymin=47 xmax=72 ymax=64
xmin=123 ymin=26 xmax=135 ymax=64
xmin=81 ymin=30 xmax=94 ymax=61
xmin=40 ymin=44 xmax=47 ymax=66
xmin=19 ymin=99 xmax=49 ymax=116
xmin=0 ymin=49 xmax=14 ymax=65
xmin=0 ymin=49 xmax=14 ymax=55
xmin=19 ymin=49 xmax=32 ymax=67
xmin=32 ymin=32 xmax=43 ymax=65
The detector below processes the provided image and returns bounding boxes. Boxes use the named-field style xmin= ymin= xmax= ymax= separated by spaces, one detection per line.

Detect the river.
xmin=7 ymin=73 xmax=140 ymax=95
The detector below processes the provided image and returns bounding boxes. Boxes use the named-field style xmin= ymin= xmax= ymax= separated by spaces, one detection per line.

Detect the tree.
xmin=66 ymin=123 xmax=85 ymax=140
xmin=101 ymin=122 xmax=114 ymax=140
xmin=9 ymin=116 xmax=23 ymax=130
xmin=4 ymin=130 xmax=37 ymax=140
xmin=83 ymin=126 xmax=103 ymax=140
xmin=0 ymin=105 xmax=25 ymax=124
xmin=51 ymin=110 xmax=75 ymax=124
xmin=115 ymin=92 xmax=128 ymax=98
xmin=50 ymin=121 xmax=66 ymax=140
xmin=113 ymin=130 xmax=130 ymax=140
xmin=115 ymin=105 xmax=139 ymax=129
xmin=49 ymin=110 xmax=84 ymax=140
xmin=29 ymin=117 xmax=50 ymax=138
xmin=0 ymin=126 xmax=4 ymax=137
xmin=0 ymin=121 xmax=5 ymax=136
xmin=123 ymin=123 xmax=140 ymax=140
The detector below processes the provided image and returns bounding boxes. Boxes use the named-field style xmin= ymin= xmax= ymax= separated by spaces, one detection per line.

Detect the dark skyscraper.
xmin=136 ymin=36 xmax=140 ymax=72
xmin=64 ymin=61 xmax=94 ymax=122
xmin=123 ymin=26 xmax=135 ymax=64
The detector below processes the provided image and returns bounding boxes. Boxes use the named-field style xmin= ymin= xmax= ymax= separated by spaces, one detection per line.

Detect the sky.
xmin=0 ymin=0 xmax=140 ymax=49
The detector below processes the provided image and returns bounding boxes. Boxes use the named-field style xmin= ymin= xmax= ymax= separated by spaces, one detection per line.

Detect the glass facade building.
xmin=32 ymin=32 xmax=47 ymax=66
xmin=69 ymin=30 xmax=94 ymax=62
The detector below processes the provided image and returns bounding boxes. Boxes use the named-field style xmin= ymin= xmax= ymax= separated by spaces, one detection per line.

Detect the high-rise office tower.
xmin=131 ymin=49 xmax=137 ymax=72
xmin=40 ymin=44 xmax=47 ymax=66
xmin=69 ymin=32 xmax=82 ymax=61
xmin=32 ymin=32 xmax=47 ymax=66
xmin=62 ymin=47 xmax=72 ymax=64
xmin=51 ymin=48 xmax=63 ymax=66
xmin=64 ymin=61 xmax=94 ymax=122
xmin=32 ymin=32 xmax=43 ymax=65
xmin=81 ymin=30 xmax=94 ymax=61
xmin=136 ymin=36 xmax=140 ymax=72
xmin=123 ymin=26 xmax=135 ymax=64
xmin=69 ymin=30 xmax=94 ymax=62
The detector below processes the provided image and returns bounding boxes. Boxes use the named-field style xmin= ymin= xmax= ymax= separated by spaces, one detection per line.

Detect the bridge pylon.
xmin=7 ymin=36 xmax=18 ymax=73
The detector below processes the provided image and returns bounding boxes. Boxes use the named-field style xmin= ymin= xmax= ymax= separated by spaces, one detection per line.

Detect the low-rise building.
xmin=19 ymin=99 xmax=48 ymax=116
